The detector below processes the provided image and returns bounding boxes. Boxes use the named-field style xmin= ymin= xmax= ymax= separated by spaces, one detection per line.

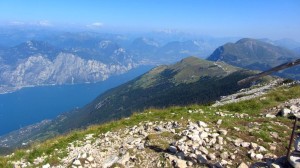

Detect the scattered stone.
xmin=265 ymin=153 xmax=277 ymax=159
xmin=255 ymin=153 xmax=263 ymax=160
xmin=174 ymin=159 xmax=187 ymax=168
xmin=249 ymin=152 xmax=256 ymax=160
xmin=290 ymin=105 xmax=299 ymax=112
xmin=136 ymin=143 xmax=145 ymax=150
xmin=73 ymin=159 xmax=81 ymax=166
xmin=241 ymin=142 xmax=250 ymax=148
xmin=208 ymin=138 xmax=216 ymax=146
xmin=270 ymin=145 xmax=277 ymax=151
xmin=199 ymin=132 xmax=208 ymax=139
xmin=154 ymin=126 xmax=163 ymax=131
xmin=266 ymin=114 xmax=276 ymax=118
xmin=118 ymin=152 xmax=130 ymax=165
xmin=102 ymin=155 xmax=119 ymax=168
xmin=220 ymin=159 xmax=228 ymax=166
xmin=211 ymin=133 xmax=219 ymax=138
xmin=216 ymin=119 xmax=222 ymax=125
xmin=234 ymin=138 xmax=243 ymax=147
xmin=197 ymin=121 xmax=208 ymax=127
xmin=278 ymin=108 xmax=291 ymax=117
xmin=258 ymin=146 xmax=267 ymax=152
xmin=168 ymin=146 xmax=177 ymax=154
xmin=187 ymin=161 xmax=193 ymax=166
xmin=166 ymin=154 xmax=187 ymax=168
xmin=270 ymin=132 xmax=279 ymax=139
xmin=85 ymin=134 xmax=94 ymax=140
xmin=218 ymin=129 xmax=228 ymax=135
xmin=217 ymin=136 xmax=224 ymax=145
xmin=237 ymin=162 xmax=249 ymax=168
xmin=207 ymin=153 xmax=216 ymax=161
xmin=250 ymin=142 xmax=258 ymax=149
xmin=199 ymin=146 xmax=208 ymax=155
xmin=220 ymin=152 xmax=229 ymax=159
xmin=81 ymin=153 xmax=87 ymax=159
xmin=87 ymin=156 xmax=94 ymax=162
xmin=14 ymin=165 xmax=21 ymax=168
xmin=42 ymin=163 xmax=50 ymax=168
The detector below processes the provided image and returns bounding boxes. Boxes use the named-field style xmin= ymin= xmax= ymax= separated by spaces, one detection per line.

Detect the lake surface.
xmin=0 ymin=66 xmax=153 ymax=135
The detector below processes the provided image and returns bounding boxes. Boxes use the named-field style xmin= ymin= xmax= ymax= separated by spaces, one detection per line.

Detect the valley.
xmin=0 ymin=65 xmax=153 ymax=135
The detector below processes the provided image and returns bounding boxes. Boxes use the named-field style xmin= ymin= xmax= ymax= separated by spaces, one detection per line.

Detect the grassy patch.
xmin=146 ymin=132 xmax=180 ymax=150
xmin=220 ymin=85 xmax=300 ymax=115
xmin=250 ymin=130 xmax=273 ymax=142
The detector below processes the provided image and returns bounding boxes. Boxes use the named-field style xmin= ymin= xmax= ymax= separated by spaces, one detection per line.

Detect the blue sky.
xmin=0 ymin=0 xmax=299 ymax=40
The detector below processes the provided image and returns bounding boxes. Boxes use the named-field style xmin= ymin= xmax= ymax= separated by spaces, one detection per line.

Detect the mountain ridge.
xmin=207 ymin=38 xmax=300 ymax=79
xmin=0 ymin=39 xmax=136 ymax=94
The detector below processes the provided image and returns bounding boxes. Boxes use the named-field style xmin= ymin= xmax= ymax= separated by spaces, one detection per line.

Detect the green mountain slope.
xmin=207 ymin=38 xmax=300 ymax=79
xmin=0 ymin=57 xmax=270 ymax=148
xmin=49 ymin=57 xmax=256 ymax=131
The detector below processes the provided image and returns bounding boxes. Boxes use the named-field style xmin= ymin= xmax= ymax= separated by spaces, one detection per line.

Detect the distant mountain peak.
xmin=20 ymin=40 xmax=53 ymax=49
xmin=179 ymin=56 xmax=199 ymax=63
xmin=98 ymin=40 xmax=112 ymax=49
xmin=207 ymin=38 xmax=300 ymax=79
xmin=236 ymin=38 xmax=256 ymax=43
xmin=132 ymin=37 xmax=160 ymax=47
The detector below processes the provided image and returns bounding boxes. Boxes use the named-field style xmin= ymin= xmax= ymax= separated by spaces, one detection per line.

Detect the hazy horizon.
xmin=0 ymin=0 xmax=299 ymax=41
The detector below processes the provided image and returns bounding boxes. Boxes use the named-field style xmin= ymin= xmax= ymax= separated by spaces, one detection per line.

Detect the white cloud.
xmin=9 ymin=21 xmax=25 ymax=26
xmin=86 ymin=22 xmax=104 ymax=28
xmin=6 ymin=20 xmax=53 ymax=27
xmin=37 ymin=20 xmax=52 ymax=26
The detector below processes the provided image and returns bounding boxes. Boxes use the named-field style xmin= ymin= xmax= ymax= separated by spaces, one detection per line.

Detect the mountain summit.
xmin=207 ymin=38 xmax=300 ymax=78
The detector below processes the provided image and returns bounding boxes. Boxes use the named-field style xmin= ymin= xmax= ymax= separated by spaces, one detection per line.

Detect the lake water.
xmin=0 ymin=66 xmax=153 ymax=135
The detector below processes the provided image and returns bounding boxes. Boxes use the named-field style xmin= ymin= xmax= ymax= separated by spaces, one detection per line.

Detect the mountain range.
xmin=0 ymin=40 xmax=134 ymax=94
xmin=1 ymin=29 xmax=299 ymax=94
xmin=0 ymin=30 xmax=242 ymax=94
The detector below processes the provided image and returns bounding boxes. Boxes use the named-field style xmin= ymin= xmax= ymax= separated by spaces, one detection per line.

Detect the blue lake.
xmin=0 ymin=66 xmax=153 ymax=135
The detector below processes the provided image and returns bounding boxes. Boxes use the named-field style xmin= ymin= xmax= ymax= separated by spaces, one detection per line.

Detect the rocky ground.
xmin=213 ymin=79 xmax=300 ymax=107
xmin=264 ymin=98 xmax=300 ymax=118
xmin=11 ymin=119 xmax=275 ymax=168
xmin=11 ymin=110 xmax=297 ymax=168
